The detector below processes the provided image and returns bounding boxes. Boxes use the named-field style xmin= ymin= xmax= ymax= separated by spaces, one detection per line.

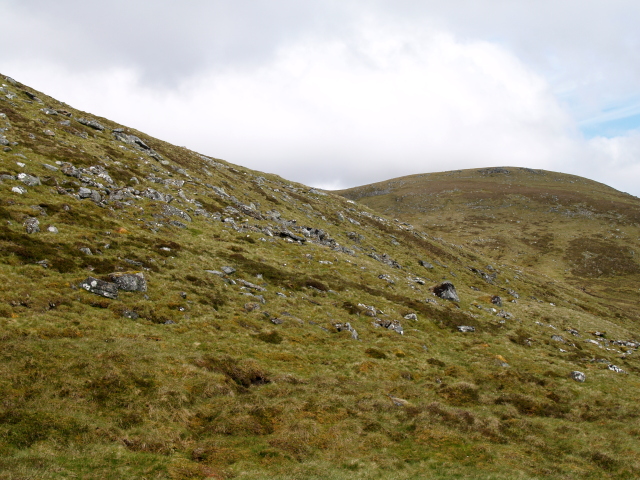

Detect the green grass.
xmin=0 ymin=74 xmax=639 ymax=479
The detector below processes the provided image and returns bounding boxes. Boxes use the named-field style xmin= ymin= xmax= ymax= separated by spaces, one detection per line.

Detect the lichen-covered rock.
xmin=570 ymin=371 xmax=586 ymax=382
xmin=80 ymin=277 xmax=118 ymax=299
xmin=457 ymin=326 xmax=475 ymax=333
xmin=23 ymin=217 xmax=40 ymax=234
xmin=18 ymin=173 xmax=41 ymax=186
xmin=432 ymin=281 xmax=459 ymax=302
xmin=109 ymin=272 xmax=147 ymax=292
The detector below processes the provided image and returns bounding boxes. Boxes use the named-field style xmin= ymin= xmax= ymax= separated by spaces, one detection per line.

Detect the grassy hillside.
xmin=1 ymin=75 xmax=640 ymax=479
xmin=336 ymin=168 xmax=640 ymax=325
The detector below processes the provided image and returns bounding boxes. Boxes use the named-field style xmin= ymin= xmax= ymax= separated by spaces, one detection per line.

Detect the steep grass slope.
xmin=1 ymin=76 xmax=639 ymax=479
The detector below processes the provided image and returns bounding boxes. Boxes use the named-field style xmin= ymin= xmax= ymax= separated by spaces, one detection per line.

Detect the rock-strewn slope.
xmin=1 ymin=75 xmax=640 ymax=479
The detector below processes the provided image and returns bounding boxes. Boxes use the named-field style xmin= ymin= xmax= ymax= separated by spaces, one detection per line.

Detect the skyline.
xmin=2 ymin=1 xmax=640 ymax=195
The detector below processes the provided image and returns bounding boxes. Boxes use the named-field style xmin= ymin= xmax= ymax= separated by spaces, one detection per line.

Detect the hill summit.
xmin=1 ymin=74 xmax=639 ymax=479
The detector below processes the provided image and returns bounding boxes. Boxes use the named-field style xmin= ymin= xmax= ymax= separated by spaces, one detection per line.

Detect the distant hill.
xmin=1 ymin=75 xmax=639 ymax=479
xmin=337 ymin=167 xmax=640 ymax=324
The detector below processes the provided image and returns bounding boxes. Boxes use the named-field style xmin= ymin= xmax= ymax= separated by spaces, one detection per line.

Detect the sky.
xmin=2 ymin=0 xmax=640 ymax=196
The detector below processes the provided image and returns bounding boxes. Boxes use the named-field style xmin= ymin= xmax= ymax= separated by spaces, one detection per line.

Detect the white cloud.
xmin=4 ymin=11 xmax=640 ymax=196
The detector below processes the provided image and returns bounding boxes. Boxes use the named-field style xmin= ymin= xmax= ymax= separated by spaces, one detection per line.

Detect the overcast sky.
xmin=2 ymin=1 xmax=640 ymax=196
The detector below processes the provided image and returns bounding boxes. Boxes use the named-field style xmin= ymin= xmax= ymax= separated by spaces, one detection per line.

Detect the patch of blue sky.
xmin=579 ymin=101 xmax=640 ymax=138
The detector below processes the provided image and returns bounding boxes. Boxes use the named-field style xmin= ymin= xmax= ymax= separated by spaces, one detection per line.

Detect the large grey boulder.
xmin=432 ymin=281 xmax=460 ymax=302
xmin=109 ymin=272 xmax=147 ymax=292
xmin=80 ymin=277 xmax=118 ymax=299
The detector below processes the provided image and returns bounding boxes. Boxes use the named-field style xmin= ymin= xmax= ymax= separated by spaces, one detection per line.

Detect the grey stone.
xmin=0 ymin=137 xmax=9 ymax=146
xmin=42 ymin=163 xmax=58 ymax=171
xmin=491 ymin=295 xmax=503 ymax=307
xmin=551 ymin=335 xmax=566 ymax=343
xmin=142 ymin=188 xmax=173 ymax=203
xmin=47 ymin=225 xmax=59 ymax=234
xmin=221 ymin=266 xmax=236 ymax=275
xmin=43 ymin=130 xmax=55 ymax=136
xmin=433 ymin=281 xmax=460 ymax=302
xmin=122 ymin=309 xmax=139 ymax=320
xmin=109 ymin=272 xmax=147 ymax=292
xmin=404 ymin=313 xmax=418 ymax=320
xmin=238 ymin=279 xmax=266 ymax=291
xmin=373 ymin=318 xmax=403 ymax=335
xmin=420 ymin=260 xmax=434 ymax=269
xmin=23 ymin=217 xmax=40 ymax=234
xmin=80 ymin=277 xmax=118 ymax=299
xmin=11 ymin=186 xmax=27 ymax=194
xmin=570 ymin=371 xmax=586 ymax=382
xmin=79 ymin=247 xmax=92 ymax=255
xmin=162 ymin=204 xmax=192 ymax=222
xmin=169 ymin=220 xmax=187 ymax=229
xmin=77 ymin=117 xmax=105 ymax=131
xmin=78 ymin=187 xmax=92 ymax=198
xmin=334 ymin=322 xmax=359 ymax=340
xmin=457 ymin=326 xmax=476 ymax=333
xmin=608 ymin=364 xmax=626 ymax=374
xmin=17 ymin=173 xmax=41 ymax=186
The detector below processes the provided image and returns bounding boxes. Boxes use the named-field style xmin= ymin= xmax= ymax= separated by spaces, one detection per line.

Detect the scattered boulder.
xmin=80 ymin=277 xmax=118 ymax=299
xmin=79 ymin=247 xmax=92 ymax=255
xmin=47 ymin=225 xmax=59 ymax=234
xmin=221 ymin=266 xmax=236 ymax=275
xmin=122 ymin=309 xmax=139 ymax=320
xmin=11 ymin=186 xmax=27 ymax=194
xmin=457 ymin=326 xmax=476 ymax=333
xmin=334 ymin=322 xmax=359 ymax=340
xmin=570 ymin=371 xmax=586 ymax=382
xmin=373 ymin=318 xmax=403 ymax=335
xmin=23 ymin=217 xmax=40 ymax=234
xmin=432 ymin=281 xmax=459 ymax=302
xmin=491 ymin=295 xmax=502 ymax=307
xmin=420 ymin=260 xmax=434 ymax=269
xmin=163 ymin=204 xmax=192 ymax=222
xmin=17 ymin=173 xmax=41 ymax=186
xmin=608 ymin=364 xmax=626 ymax=374
xmin=109 ymin=272 xmax=147 ymax=292
xmin=551 ymin=335 xmax=566 ymax=343
xmin=404 ymin=313 xmax=418 ymax=321
xmin=77 ymin=117 xmax=105 ymax=131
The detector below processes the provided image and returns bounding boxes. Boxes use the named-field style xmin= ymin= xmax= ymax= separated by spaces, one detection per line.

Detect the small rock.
xmin=432 ymin=281 xmax=459 ymax=302
xmin=221 ymin=266 xmax=236 ymax=275
xmin=23 ymin=217 xmax=40 ymax=234
xmin=420 ymin=260 xmax=434 ymax=269
xmin=457 ymin=326 xmax=475 ymax=333
xmin=570 ymin=371 xmax=586 ymax=382
xmin=79 ymin=247 xmax=92 ymax=255
xmin=491 ymin=295 xmax=502 ymax=307
xmin=11 ymin=186 xmax=27 ymax=194
xmin=122 ymin=310 xmax=139 ymax=320
xmin=404 ymin=313 xmax=418 ymax=320
xmin=244 ymin=302 xmax=260 ymax=312
xmin=42 ymin=163 xmax=58 ymax=171
xmin=551 ymin=335 xmax=566 ymax=343
xmin=80 ymin=277 xmax=118 ymax=299
xmin=43 ymin=129 xmax=55 ymax=136
xmin=109 ymin=272 xmax=147 ymax=292
xmin=47 ymin=225 xmax=59 ymax=234
xmin=77 ymin=117 xmax=105 ymax=131
xmin=608 ymin=364 xmax=626 ymax=374
xmin=17 ymin=173 xmax=41 ymax=186
xmin=334 ymin=322 xmax=359 ymax=340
